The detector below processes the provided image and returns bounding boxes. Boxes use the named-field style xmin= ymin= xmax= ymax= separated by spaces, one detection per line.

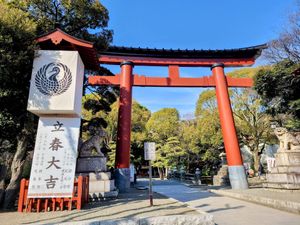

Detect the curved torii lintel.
xmin=35 ymin=28 xmax=267 ymax=69
xmin=99 ymin=44 xmax=267 ymax=67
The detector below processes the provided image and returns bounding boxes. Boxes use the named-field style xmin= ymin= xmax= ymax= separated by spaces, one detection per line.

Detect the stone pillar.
xmin=213 ymin=152 xmax=230 ymax=186
xmin=115 ymin=61 xmax=134 ymax=192
xmin=264 ymin=127 xmax=300 ymax=189
xmin=211 ymin=63 xmax=248 ymax=189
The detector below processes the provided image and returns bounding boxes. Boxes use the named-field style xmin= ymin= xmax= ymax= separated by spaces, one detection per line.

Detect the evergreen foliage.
xmin=254 ymin=61 xmax=300 ymax=129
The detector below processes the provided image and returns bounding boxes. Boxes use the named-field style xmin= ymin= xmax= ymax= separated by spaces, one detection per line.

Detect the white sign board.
xmin=27 ymin=117 xmax=80 ymax=198
xmin=130 ymin=164 xmax=135 ymax=182
xmin=144 ymin=142 xmax=156 ymax=161
xmin=27 ymin=50 xmax=84 ymax=117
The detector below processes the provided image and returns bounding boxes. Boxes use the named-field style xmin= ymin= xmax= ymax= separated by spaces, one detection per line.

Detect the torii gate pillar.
xmin=212 ymin=63 xmax=248 ymax=189
xmin=115 ymin=61 xmax=134 ymax=192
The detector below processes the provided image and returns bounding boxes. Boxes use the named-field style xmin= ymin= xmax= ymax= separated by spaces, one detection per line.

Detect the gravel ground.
xmin=0 ymin=188 xmax=200 ymax=225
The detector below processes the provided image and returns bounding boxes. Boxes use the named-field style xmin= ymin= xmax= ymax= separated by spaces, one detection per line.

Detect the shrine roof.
xmin=36 ymin=28 xmax=99 ymax=71
xmin=103 ymin=44 xmax=267 ymax=60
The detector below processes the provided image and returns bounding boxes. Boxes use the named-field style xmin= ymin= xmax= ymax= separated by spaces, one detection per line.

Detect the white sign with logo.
xmin=27 ymin=50 xmax=84 ymax=117
xmin=144 ymin=142 xmax=156 ymax=161
xmin=27 ymin=117 xmax=80 ymax=198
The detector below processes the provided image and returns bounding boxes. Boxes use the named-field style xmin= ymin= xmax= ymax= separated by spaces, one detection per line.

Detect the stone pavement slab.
xmin=47 ymin=215 xmax=214 ymax=225
xmin=147 ymin=179 xmax=300 ymax=225
xmin=209 ymin=188 xmax=300 ymax=214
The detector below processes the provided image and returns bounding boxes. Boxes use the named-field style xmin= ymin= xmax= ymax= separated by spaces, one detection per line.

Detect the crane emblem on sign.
xmin=35 ymin=63 xmax=72 ymax=96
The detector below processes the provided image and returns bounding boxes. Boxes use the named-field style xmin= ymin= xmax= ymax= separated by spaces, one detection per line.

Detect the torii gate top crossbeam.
xmin=99 ymin=45 xmax=266 ymax=67
xmin=35 ymin=29 xmax=266 ymax=88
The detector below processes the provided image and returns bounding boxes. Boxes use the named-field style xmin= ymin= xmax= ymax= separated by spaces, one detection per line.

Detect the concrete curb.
xmin=209 ymin=189 xmax=300 ymax=214
xmin=41 ymin=215 xmax=215 ymax=225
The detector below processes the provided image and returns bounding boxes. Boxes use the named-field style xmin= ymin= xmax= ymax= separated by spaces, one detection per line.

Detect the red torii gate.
xmin=36 ymin=29 xmax=266 ymax=192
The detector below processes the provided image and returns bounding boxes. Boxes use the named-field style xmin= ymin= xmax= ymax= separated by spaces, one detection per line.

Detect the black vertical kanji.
xmin=49 ymin=138 xmax=63 ymax=151
xmin=46 ymin=156 xmax=61 ymax=169
xmin=45 ymin=175 xmax=59 ymax=189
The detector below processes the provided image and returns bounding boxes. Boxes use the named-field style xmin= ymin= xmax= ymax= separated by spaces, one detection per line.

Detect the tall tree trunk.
xmin=0 ymin=151 xmax=13 ymax=207
xmin=0 ymin=165 xmax=7 ymax=206
xmin=158 ymin=167 xmax=164 ymax=180
xmin=3 ymin=129 xmax=29 ymax=209
xmin=165 ymin=167 xmax=168 ymax=178
xmin=253 ymin=150 xmax=260 ymax=175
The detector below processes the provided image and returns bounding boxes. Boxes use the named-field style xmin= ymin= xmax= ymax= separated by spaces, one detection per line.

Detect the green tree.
xmin=255 ymin=5 xmax=300 ymax=129
xmin=130 ymin=102 xmax=151 ymax=170
xmin=0 ymin=1 xmax=37 ymax=208
xmin=195 ymin=90 xmax=223 ymax=175
xmin=146 ymin=108 xmax=179 ymax=141
xmin=179 ymin=120 xmax=200 ymax=172
xmin=232 ymin=89 xmax=274 ymax=173
xmin=254 ymin=61 xmax=300 ymax=129
xmin=104 ymin=100 xmax=151 ymax=171
xmin=153 ymin=137 xmax=184 ymax=179
xmin=146 ymin=108 xmax=181 ymax=179
xmin=13 ymin=0 xmax=113 ymax=49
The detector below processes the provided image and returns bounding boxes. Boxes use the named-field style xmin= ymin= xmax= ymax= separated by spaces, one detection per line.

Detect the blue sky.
xmin=101 ymin=0 xmax=296 ymax=117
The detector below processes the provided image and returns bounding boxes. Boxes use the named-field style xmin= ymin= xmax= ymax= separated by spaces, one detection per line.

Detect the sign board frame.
xmin=144 ymin=142 xmax=156 ymax=161
xmin=27 ymin=117 xmax=80 ymax=198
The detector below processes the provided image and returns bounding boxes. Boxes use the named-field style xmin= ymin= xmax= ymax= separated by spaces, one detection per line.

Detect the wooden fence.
xmin=17 ymin=176 xmax=89 ymax=212
xmin=170 ymin=172 xmax=213 ymax=185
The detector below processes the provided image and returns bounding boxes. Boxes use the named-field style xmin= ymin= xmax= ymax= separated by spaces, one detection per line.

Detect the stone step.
xmin=89 ymin=179 xmax=115 ymax=193
xmin=75 ymin=172 xmax=112 ymax=180
xmin=266 ymin=173 xmax=300 ymax=184
xmin=263 ymin=182 xmax=300 ymax=190
xmin=271 ymin=166 xmax=300 ymax=174
xmin=213 ymin=176 xmax=230 ymax=186
xmin=274 ymin=152 xmax=300 ymax=166
xmin=89 ymin=190 xmax=119 ymax=200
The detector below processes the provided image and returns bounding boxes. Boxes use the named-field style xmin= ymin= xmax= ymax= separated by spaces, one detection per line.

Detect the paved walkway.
xmin=139 ymin=179 xmax=300 ymax=225
xmin=209 ymin=188 xmax=300 ymax=214
xmin=0 ymin=187 xmax=200 ymax=225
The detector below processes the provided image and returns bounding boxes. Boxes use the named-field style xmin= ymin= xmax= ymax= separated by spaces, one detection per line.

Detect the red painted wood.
xmin=36 ymin=29 xmax=94 ymax=48
xmin=17 ymin=179 xmax=26 ymax=212
xmin=115 ymin=63 xmax=134 ymax=169
xmin=45 ymin=199 xmax=49 ymax=212
xmin=99 ymin=55 xmax=255 ymax=67
xmin=212 ymin=65 xmax=243 ymax=166
xmin=37 ymin=199 xmax=41 ymax=212
xmin=77 ymin=176 xmax=83 ymax=210
xmin=28 ymin=198 xmax=33 ymax=212
xmin=52 ymin=198 xmax=56 ymax=211
xmin=168 ymin=65 xmax=180 ymax=78
xmin=88 ymin=75 xmax=253 ymax=88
